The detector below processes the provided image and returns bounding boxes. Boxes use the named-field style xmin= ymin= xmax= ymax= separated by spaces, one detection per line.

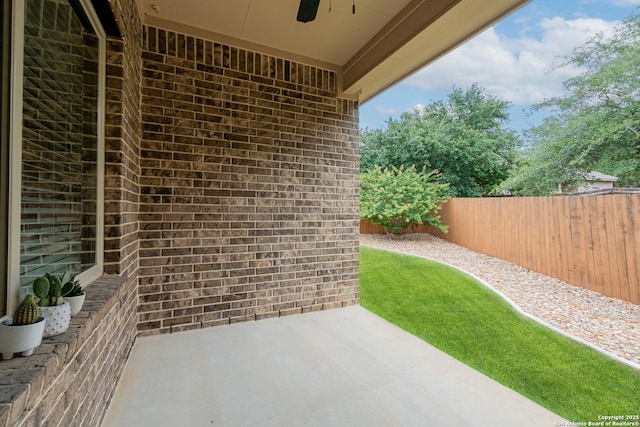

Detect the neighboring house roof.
xmin=584 ymin=171 xmax=619 ymax=182
xmin=139 ymin=0 xmax=530 ymax=103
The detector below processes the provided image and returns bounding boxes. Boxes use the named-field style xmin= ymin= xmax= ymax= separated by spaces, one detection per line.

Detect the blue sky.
xmin=359 ymin=0 xmax=640 ymax=134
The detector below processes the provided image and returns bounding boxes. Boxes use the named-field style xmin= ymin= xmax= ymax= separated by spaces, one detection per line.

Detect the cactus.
xmin=48 ymin=275 xmax=63 ymax=305
xmin=33 ymin=276 xmax=50 ymax=306
xmin=32 ymin=272 xmax=76 ymax=306
xmin=13 ymin=294 xmax=40 ymax=325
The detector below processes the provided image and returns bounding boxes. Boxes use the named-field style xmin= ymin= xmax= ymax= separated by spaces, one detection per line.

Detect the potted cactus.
xmin=32 ymin=272 xmax=74 ymax=337
xmin=0 ymin=294 xmax=46 ymax=359
xmin=64 ymin=280 xmax=85 ymax=316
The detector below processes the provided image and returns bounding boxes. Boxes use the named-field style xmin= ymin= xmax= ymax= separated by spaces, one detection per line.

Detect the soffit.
xmin=138 ymin=0 xmax=529 ymax=103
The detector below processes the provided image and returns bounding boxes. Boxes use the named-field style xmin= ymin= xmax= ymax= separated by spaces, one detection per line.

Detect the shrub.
xmin=360 ymin=165 xmax=450 ymax=233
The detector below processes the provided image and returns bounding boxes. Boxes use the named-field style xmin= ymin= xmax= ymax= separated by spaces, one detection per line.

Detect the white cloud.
xmin=408 ymin=104 xmax=426 ymax=114
xmin=609 ymin=0 xmax=640 ymax=6
xmin=405 ymin=17 xmax=618 ymax=106
xmin=374 ymin=105 xmax=397 ymax=116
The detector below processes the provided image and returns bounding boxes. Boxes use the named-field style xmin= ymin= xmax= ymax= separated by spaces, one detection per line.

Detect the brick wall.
xmin=137 ymin=27 xmax=360 ymax=334
xmin=0 ymin=0 xmax=141 ymax=425
xmin=104 ymin=0 xmax=143 ymax=279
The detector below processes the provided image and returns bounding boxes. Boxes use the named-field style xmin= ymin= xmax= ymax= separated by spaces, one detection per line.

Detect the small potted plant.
xmin=0 ymin=294 xmax=46 ymax=359
xmin=32 ymin=272 xmax=73 ymax=337
xmin=64 ymin=280 xmax=85 ymax=316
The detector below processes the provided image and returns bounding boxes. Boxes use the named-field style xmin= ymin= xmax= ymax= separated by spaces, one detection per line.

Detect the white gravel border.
xmin=360 ymin=233 xmax=640 ymax=371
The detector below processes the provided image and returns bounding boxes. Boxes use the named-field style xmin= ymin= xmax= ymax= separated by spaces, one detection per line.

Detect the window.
xmin=6 ymin=0 xmax=105 ymax=313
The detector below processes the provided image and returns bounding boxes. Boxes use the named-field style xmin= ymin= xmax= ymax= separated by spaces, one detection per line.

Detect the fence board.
xmin=596 ymin=196 xmax=611 ymax=296
xmin=587 ymin=196 xmax=604 ymax=295
xmin=603 ymin=197 xmax=620 ymax=298
xmin=547 ymin=197 xmax=561 ymax=280
xmin=615 ymin=196 xmax=632 ymax=302
xmin=631 ymin=197 xmax=640 ymax=303
xmin=361 ymin=194 xmax=640 ymax=304
xmin=574 ymin=197 xmax=590 ymax=291
xmin=555 ymin=197 xmax=570 ymax=284
xmin=561 ymin=197 xmax=576 ymax=286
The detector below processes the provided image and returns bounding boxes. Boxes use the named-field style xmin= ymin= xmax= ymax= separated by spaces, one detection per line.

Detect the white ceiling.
xmin=138 ymin=0 xmax=530 ymax=102
xmin=141 ymin=0 xmax=411 ymax=66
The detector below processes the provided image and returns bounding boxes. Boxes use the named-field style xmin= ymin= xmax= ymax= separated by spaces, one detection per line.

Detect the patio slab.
xmin=101 ymin=305 xmax=565 ymax=427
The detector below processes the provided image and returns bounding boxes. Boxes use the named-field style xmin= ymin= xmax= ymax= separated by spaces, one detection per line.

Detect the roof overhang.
xmin=138 ymin=0 xmax=530 ymax=103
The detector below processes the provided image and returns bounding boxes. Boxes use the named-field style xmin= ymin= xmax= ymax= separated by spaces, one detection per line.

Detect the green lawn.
xmin=360 ymin=246 xmax=640 ymax=422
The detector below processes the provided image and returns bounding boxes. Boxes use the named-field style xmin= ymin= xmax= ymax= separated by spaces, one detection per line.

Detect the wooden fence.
xmin=361 ymin=195 xmax=640 ymax=305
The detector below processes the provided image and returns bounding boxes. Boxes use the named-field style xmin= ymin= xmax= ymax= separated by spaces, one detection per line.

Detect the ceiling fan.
xmin=297 ymin=0 xmax=321 ymax=23
xmin=297 ymin=0 xmax=355 ymax=23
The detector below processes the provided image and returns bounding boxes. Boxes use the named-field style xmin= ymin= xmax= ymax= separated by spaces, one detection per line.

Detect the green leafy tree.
xmin=360 ymin=165 xmax=450 ymax=234
xmin=503 ymin=10 xmax=640 ymax=195
xmin=361 ymin=84 xmax=519 ymax=197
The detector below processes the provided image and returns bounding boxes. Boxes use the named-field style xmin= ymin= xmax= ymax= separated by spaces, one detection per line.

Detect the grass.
xmin=360 ymin=246 xmax=640 ymax=422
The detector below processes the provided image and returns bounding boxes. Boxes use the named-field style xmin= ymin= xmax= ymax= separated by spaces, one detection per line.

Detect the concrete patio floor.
xmin=102 ymin=305 xmax=565 ymax=427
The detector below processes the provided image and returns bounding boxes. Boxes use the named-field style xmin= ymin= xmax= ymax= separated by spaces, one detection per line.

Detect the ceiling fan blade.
xmin=297 ymin=0 xmax=320 ymax=23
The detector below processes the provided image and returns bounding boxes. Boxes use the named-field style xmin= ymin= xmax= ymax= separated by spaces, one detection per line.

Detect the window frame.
xmin=1 ymin=0 xmax=11 ymax=316
xmin=6 ymin=0 xmax=106 ymax=315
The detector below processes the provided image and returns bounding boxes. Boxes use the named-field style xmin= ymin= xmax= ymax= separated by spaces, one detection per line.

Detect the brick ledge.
xmin=0 ymin=275 xmax=129 ymax=427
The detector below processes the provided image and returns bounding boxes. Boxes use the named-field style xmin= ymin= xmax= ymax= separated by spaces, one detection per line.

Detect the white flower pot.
xmin=40 ymin=302 xmax=71 ymax=338
xmin=0 ymin=317 xmax=46 ymax=359
xmin=65 ymin=294 xmax=86 ymax=316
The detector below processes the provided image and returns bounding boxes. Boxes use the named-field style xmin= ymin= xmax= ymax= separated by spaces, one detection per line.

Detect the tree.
xmin=360 ymin=165 xmax=449 ymax=234
xmin=503 ymin=10 xmax=640 ymax=195
xmin=360 ymin=84 xmax=519 ymax=197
